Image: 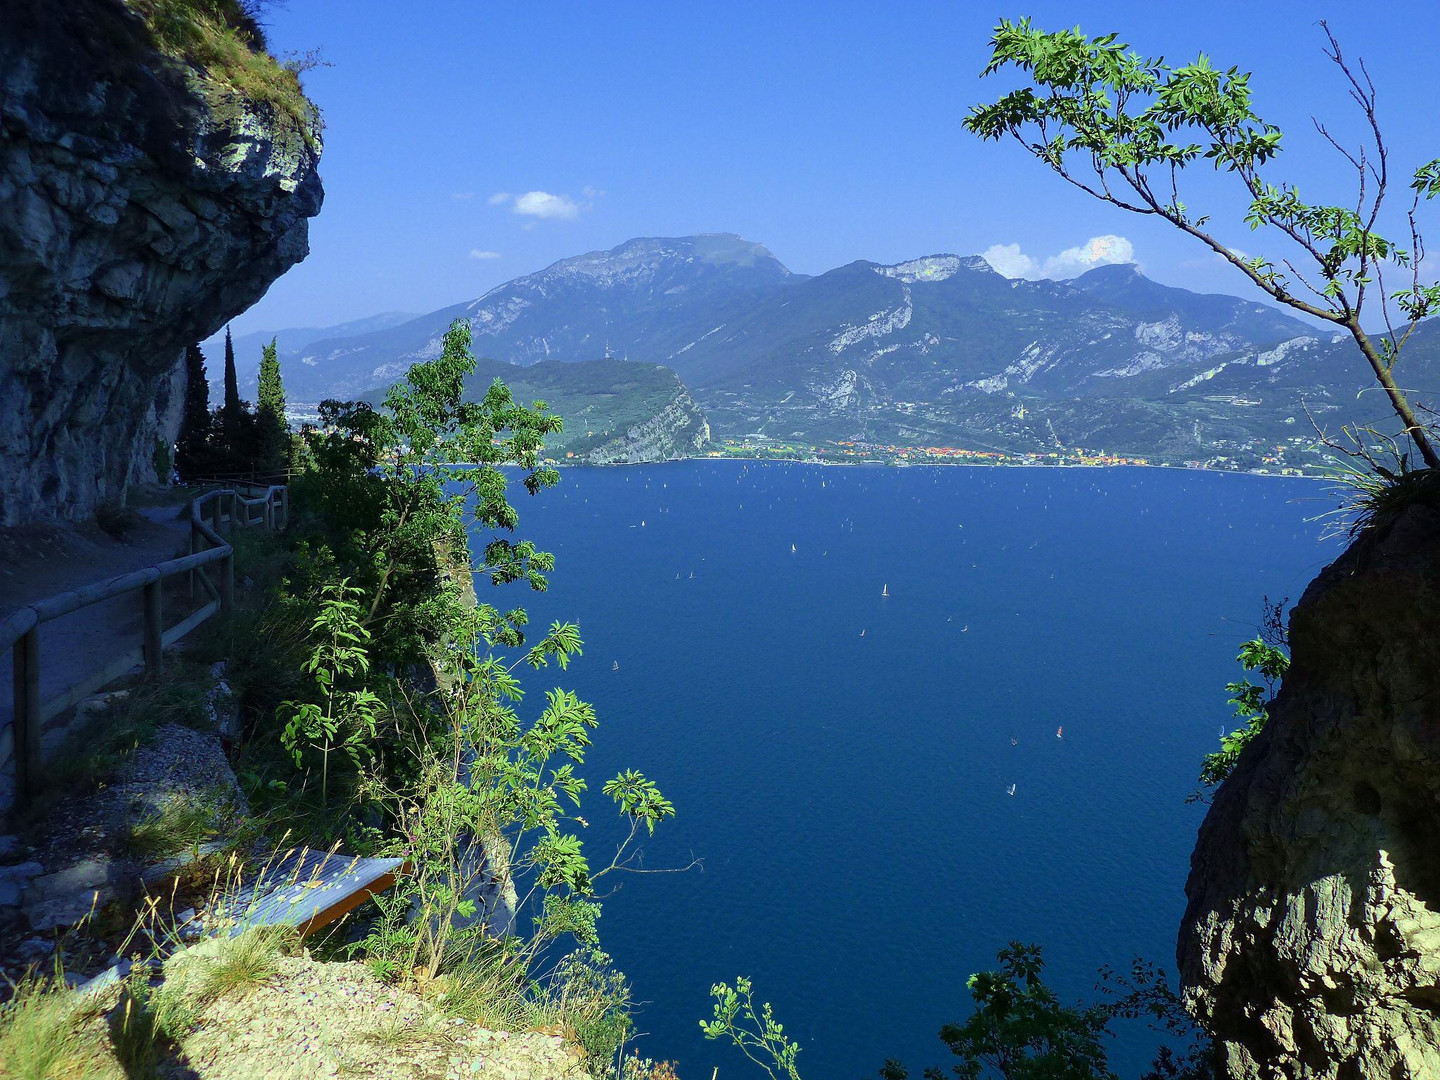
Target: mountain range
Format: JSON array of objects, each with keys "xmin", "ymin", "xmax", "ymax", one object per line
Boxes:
[{"xmin": 213, "ymin": 234, "xmax": 1440, "ymax": 469}]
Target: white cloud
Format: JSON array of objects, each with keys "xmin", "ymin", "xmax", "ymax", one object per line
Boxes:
[
  {"xmin": 487, "ymin": 192, "xmax": 511, "ymax": 206},
  {"xmin": 1043, "ymin": 235, "xmax": 1134, "ymax": 277},
  {"xmin": 451, "ymin": 191, "xmax": 475, "ymax": 201},
  {"xmin": 983, "ymin": 235, "xmax": 1136, "ymax": 280},
  {"xmin": 981, "ymin": 243, "xmax": 1038, "ymax": 279},
  {"xmin": 511, "ymin": 191, "xmax": 581, "ymax": 220},
  {"xmin": 469, "ymin": 249, "xmax": 501, "ymax": 260}
]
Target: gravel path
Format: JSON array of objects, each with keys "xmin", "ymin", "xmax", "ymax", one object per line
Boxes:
[{"xmin": 0, "ymin": 501, "xmax": 193, "ymax": 805}]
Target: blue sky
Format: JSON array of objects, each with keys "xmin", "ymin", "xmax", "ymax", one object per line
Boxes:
[{"xmin": 237, "ymin": 0, "xmax": 1440, "ymax": 333}]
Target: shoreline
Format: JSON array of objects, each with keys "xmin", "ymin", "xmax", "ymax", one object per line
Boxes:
[{"xmin": 542, "ymin": 453, "xmax": 1334, "ymax": 481}]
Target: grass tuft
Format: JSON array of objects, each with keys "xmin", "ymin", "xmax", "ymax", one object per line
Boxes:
[
  {"xmin": 157, "ymin": 925, "xmax": 295, "ymax": 1025},
  {"xmin": 1321, "ymin": 460, "xmax": 1440, "ymax": 538},
  {"xmin": 127, "ymin": 800, "xmax": 217, "ymax": 859},
  {"xmin": 0, "ymin": 976, "xmax": 117, "ymax": 1080},
  {"xmin": 126, "ymin": 0, "xmax": 319, "ymax": 137}
]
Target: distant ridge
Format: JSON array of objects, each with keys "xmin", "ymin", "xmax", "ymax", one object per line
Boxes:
[{"xmin": 231, "ymin": 234, "xmax": 1440, "ymax": 467}]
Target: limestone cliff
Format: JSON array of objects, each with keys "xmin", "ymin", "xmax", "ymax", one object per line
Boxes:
[
  {"xmin": 581, "ymin": 387, "xmax": 711, "ymax": 465},
  {"xmin": 1178, "ymin": 485, "xmax": 1440, "ymax": 1077},
  {"xmin": 0, "ymin": 0, "xmax": 322, "ymax": 525}
]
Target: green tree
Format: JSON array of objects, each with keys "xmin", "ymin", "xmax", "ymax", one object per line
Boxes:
[
  {"xmin": 215, "ymin": 324, "xmax": 256, "ymax": 473},
  {"xmin": 256, "ymin": 336, "xmax": 288, "ymax": 476},
  {"xmin": 223, "ymin": 325, "xmax": 241, "ymax": 417},
  {"xmin": 293, "ymin": 318, "xmax": 564, "ymax": 664},
  {"xmin": 284, "ymin": 319, "xmax": 676, "ymax": 1020},
  {"xmin": 278, "ymin": 578, "xmax": 384, "ymax": 806},
  {"xmin": 924, "ymin": 944, "xmax": 1113, "ymax": 1080},
  {"xmin": 176, "ymin": 342, "xmax": 212, "ymax": 480},
  {"xmin": 965, "ymin": 19, "xmax": 1440, "ymax": 468}
]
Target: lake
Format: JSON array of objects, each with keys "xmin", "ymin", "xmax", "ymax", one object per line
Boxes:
[{"xmin": 478, "ymin": 461, "xmax": 1341, "ymax": 1078}]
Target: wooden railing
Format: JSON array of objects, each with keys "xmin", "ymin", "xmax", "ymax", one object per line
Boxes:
[{"xmin": 0, "ymin": 486, "xmax": 287, "ymax": 803}]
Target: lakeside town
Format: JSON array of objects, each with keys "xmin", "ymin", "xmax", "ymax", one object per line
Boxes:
[{"xmin": 696, "ymin": 436, "xmax": 1319, "ymax": 475}]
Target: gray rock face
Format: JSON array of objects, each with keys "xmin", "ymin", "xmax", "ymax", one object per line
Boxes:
[
  {"xmin": 584, "ymin": 387, "xmax": 711, "ymax": 464},
  {"xmin": 0, "ymin": 1, "xmax": 322, "ymax": 524},
  {"xmin": 1178, "ymin": 495, "xmax": 1440, "ymax": 1077}
]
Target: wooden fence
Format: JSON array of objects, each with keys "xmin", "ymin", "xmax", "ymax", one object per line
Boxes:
[{"xmin": 0, "ymin": 486, "xmax": 288, "ymax": 803}]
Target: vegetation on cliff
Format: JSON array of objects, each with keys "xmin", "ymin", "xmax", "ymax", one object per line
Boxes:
[
  {"xmin": 126, "ymin": 0, "xmax": 319, "ymax": 132},
  {"xmin": 251, "ymin": 319, "xmax": 674, "ymax": 1069}
]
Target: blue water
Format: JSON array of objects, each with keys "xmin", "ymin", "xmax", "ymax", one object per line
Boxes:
[{"xmin": 476, "ymin": 461, "xmax": 1340, "ymax": 1078}]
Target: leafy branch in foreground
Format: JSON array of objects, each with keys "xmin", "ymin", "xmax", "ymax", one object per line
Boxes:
[
  {"xmin": 1191, "ymin": 598, "xmax": 1289, "ymax": 802},
  {"xmin": 965, "ymin": 17, "xmax": 1440, "ymax": 468},
  {"xmin": 704, "ymin": 946, "xmax": 1215, "ymax": 1080},
  {"xmin": 700, "ymin": 977, "xmax": 803, "ymax": 1080}
]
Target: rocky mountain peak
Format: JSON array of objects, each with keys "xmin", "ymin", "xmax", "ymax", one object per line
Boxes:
[
  {"xmin": 875, "ymin": 254, "xmax": 992, "ymax": 283},
  {"xmin": 534, "ymin": 234, "xmax": 792, "ymax": 287}
]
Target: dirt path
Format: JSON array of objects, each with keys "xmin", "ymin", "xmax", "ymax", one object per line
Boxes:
[{"xmin": 0, "ymin": 497, "xmax": 195, "ymax": 800}]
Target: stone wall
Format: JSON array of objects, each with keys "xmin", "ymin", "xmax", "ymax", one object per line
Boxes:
[{"xmin": 0, "ymin": 1, "xmax": 322, "ymax": 524}]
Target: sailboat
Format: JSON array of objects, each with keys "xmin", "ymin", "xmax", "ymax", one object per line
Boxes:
[
  {"xmin": 791, "ymin": 543, "xmax": 796, "ymax": 553},
  {"xmin": 1007, "ymin": 784, "xmax": 1016, "ymax": 796},
  {"xmin": 1010, "ymin": 736, "xmax": 1017, "ymax": 746},
  {"xmin": 860, "ymin": 629, "xmax": 866, "ymax": 637},
  {"xmin": 688, "ymin": 571, "xmax": 694, "ymax": 579},
  {"xmin": 1056, "ymin": 725, "xmax": 1063, "ymax": 739},
  {"xmin": 881, "ymin": 584, "xmax": 889, "ymax": 597},
  {"xmin": 612, "ymin": 661, "xmax": 619, "ymax": 672}
]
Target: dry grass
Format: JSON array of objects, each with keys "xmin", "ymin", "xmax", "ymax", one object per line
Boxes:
[
  {"xmin": 156, "ymin": 925, "xmax": 294, "ymax": 1023},
  {"xmin": 0, "ymin": 977, "xmax": 120, "ymax": 1080},
  {"xmin": 126, "ymin": 0, "xmax": 317, "ymax": 135},
  {"xmin": 424, "ymin": 950, "xmax": 538, "ymax": 1033}
]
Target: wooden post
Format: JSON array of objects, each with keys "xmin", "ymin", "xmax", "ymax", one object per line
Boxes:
[
  {"xmin": 143, "ymin": 578, "xmax": 163, "ymax": 675},
  {"xmin": 187, "ymin": 520, "xmax": 196, "ymax": 600},
  {"xmin": 264, "ymin": 492, "xmax": 274, "ymax": 531},
  {"xmin": 221, "ymin": 552, "xmax": 235, "ymax": 614},
  {"xmin": 211, "ymin": 495, "xmax": 221, "ymax": 535},
  {"xmin": 12, "ymin": 627, "xmax": 40, "ymax": 801}
]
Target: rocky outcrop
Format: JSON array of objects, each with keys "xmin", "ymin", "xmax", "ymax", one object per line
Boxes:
[
  {"xmin": 1178, "ymin": 487, "xmax": 1440, "ymax": 1077},
  {"xmin": 0, "ymin": 0, "xmax": 322, "ymax": 525},
  {"xmin": 583, "ymin": 388, "xmax": 710, "ymax": 464}
]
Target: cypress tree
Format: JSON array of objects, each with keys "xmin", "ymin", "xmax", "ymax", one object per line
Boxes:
[
  {"xmin": 176, "ymin": 342, "xmax": 212, "ymax": 479},
  {"xmin": 256, "ymin": 337, "xmax": 288, "ymax": 475},
  {"xmin": 217, "ymin": 325, "xmax": 254, "ymax": 473},
  {"xmin": 223, "ymin": 325, "xmax": 241, "ymax": 416}
]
